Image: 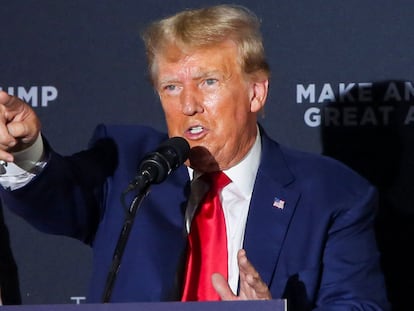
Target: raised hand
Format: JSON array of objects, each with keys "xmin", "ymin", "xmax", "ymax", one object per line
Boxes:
[
  {"xmin": 0, "ymin": 91, "xmax": 41, "ymax": 162},
  {"xmin": 212, "ymin": 248, "xmax": 272, "ymax": 300}
]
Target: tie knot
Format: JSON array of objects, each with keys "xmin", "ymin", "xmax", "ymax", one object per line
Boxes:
[{"xmin": 201, "ymin": 171, "xmax": 231, "ymax": 192}]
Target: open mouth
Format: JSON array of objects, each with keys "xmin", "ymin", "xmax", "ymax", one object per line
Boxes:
[{"xmin": 188, "ymin": 125, "xmax": 204, "ymax": 134}]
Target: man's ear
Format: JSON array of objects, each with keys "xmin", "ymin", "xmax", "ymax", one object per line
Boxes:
[{"xmin": 249, "ymin": 78, "xmax": 269, "ymax": 113}]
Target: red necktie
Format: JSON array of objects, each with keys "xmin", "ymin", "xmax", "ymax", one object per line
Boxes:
[{"xmin": 181, "ymin": 171, "xmax": 231, "ymax": 301}]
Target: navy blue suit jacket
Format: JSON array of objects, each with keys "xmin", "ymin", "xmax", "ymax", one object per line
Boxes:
[{"xmin": 1, "ymin": 124, "xmax": 389, "ymax": 310}]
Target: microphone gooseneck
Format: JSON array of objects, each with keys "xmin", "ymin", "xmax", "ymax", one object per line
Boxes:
[{"xmin": 102, "ymin": 136, "xmax": 190, "ymax": 303}]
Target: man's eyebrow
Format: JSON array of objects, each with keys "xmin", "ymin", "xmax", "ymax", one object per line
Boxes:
[
  {"xmin": 158, "ymin": 70, "xmax": 221, "ymax": 85},
  {"xmin": 192, "ymin": 70, "xmax": 221, "ymax": 79},
  {"xmin": 157, "ymin": 77, "xmax": 180, "ymax": 85}
]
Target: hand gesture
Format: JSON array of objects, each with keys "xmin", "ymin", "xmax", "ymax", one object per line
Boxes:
[
  {"xmin": 0, "ymin": 91, "xmax": 41, "ymax": 162},
  {"xmin": 212, "ymin": 249, "xmax": 272, "ymax": 300}
]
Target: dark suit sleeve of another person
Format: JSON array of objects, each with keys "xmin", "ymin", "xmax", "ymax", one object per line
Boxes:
[{"xmin": 0, "ymin": 204, "xmax": 21, "ymax": 305}]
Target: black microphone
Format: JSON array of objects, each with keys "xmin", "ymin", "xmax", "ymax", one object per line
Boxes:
[{"xmin": 125, "ymin": 136, "xmax": 190, "ymax": 192}]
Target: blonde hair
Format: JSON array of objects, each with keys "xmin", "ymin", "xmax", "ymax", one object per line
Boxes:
[{"xmin": 141, "ymin": 4, "xmax": 270, "ymax": 84}]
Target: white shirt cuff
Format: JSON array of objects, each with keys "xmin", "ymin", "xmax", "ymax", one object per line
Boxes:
[{"xmin": 0, "ymin": 134, "xmax": 46, "ymax": 190}]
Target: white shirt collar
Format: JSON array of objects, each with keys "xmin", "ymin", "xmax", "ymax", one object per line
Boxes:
[
  {"xmin": 187, "ymin": 126, "xmax": 262, "ymax": 199},
  {"xmin": 223, "ymin": 128, "xmax": 261, "ymax": 199}
]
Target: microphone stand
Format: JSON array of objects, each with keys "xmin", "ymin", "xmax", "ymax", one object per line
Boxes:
[{"xmin": 101, "ymin": 176, "xmax": 150, "ymax": 303}]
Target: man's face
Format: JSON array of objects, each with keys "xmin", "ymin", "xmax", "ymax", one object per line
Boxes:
[{"xmin": 154, "ymin": 40, "xmax": 268, "ymax": 172}]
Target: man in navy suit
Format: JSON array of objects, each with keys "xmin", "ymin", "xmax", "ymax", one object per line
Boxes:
[{"xmin": 0, "ymin": 4, "xmax": 389, "ymax": 310}]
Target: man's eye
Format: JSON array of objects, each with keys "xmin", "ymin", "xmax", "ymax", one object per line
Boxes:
[
  {"xmin": 204, "ymin": 79, "xmax": 218, "ymax": 86},
  {"xmin": 165, "ymin": 85, "xmax": 176, "ymax": 91}
]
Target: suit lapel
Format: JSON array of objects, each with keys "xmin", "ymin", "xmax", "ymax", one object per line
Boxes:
[{"xmin": 243, "ymin": 129, "xmax": 300, "ymax": 287}]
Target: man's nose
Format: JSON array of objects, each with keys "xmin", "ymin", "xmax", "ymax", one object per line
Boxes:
[{"xmin": 181, "ymin": 88, "xmax": 203, "ymax": 115}]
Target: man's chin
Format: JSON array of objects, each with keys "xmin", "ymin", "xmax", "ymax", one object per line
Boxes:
[{"xmin": 188, "ymin": 146, "xmax": 220, "ymax": 172}]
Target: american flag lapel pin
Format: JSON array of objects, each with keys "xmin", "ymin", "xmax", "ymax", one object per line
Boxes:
[{"xmin": 273, "ymin": 196, "xmax": 285, "ymax": 209}]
